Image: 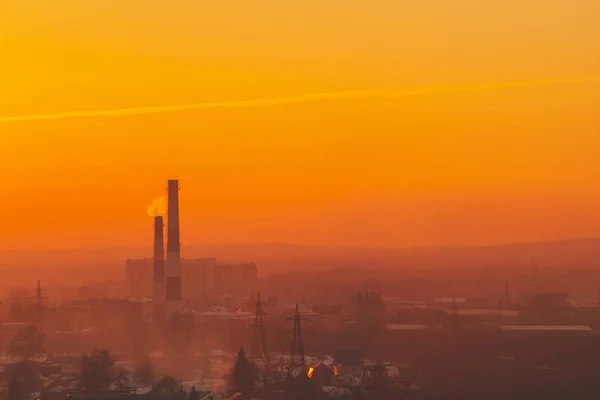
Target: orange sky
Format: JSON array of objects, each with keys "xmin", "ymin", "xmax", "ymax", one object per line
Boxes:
[{"xmin": 1, "ymin": 0, "xmax": 599, "ymax": 250}]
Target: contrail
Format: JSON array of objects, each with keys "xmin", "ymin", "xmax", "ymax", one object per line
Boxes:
[{"xmin": 0, "ymin": 78, "xmax": 597, "ymax": 124}]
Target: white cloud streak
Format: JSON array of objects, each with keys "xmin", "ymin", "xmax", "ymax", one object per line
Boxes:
[{"xmin": 0, "ymin": 78, "xmax": 597, "ymax": 124}]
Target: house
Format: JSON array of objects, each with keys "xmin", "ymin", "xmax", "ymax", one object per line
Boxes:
[
  {"xmin": 307, "ymin": 362, "xmax": 333, "ymax": 386},
  {"xmin": 333, "ymin": 350, "xmax": 364, "ymax": 378}
]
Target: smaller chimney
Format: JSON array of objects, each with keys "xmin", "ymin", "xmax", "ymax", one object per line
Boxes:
[{"xmin": 153, "ymin": 216, "xmax": 166, "ymax": 314}]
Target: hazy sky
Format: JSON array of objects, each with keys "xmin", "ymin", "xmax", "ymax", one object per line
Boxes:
[{"xmin": 1, "ymin": 0, "xmax": 599, "ymax": 250}]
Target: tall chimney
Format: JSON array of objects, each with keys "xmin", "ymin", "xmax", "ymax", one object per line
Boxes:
[
  {"xmin": 153, "ymin": 216, "xmax": 166, "ymax": 313},
  {"xmin": 166, "ymin": 179, "xmax": 182, "ymax": 313}
]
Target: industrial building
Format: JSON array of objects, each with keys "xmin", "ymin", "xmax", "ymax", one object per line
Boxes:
[
  {"xmin": 125, "ymin": 258, "xmax": 257, "ymax": 300},
  {"xmin": 125, "ymin": 179, "xmax": 258, "ymax": 308}
]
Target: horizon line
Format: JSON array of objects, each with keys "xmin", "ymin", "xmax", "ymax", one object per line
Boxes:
[
  {"xmin": 1, "ymin": 237, "xmax": 599, "ymax": 254},
  {"xmin": 1, "ymin": 77, "xmax": 598, "ymax": 124}
]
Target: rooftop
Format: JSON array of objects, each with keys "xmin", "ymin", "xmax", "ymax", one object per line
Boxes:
[
  {"xmin": 449, "ymin": 309, "xmax": 519, "ymax": 317},
  {"xmin": 387, "ymin": 324, "xmax": 429, "ymax": 331},
  {"xmin": 432, "ymin": 297, "xmax": 467, "ymax": 304},
  {"xmin": 500, "ymin": 325, "xmax": 593, "ymax": 332},
  {"xmin": 334, "ymin": 350, "xmax": 364, "ymax": 365}
]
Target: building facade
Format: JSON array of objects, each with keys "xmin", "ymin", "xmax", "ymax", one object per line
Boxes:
[{"xmin": 125, "ymin": 258, "xmax": 258, "ymax": 300}]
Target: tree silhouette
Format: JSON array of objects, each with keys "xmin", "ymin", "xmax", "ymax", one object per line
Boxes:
[
  {"xmin": 134, "ymin": 361, "xmax": 155, "ymax": 387},
  {"xmin": 366, "ymin": 363, "xmax": 395, "ymax": 399},
  {"xmin": 79, "ymin": 350, "xmax": 115, "ymax": 392},
  {"xmin": 154, "ymin": 376, "xmax": 179, "ymax": 396},
  {"xmin": 189, "ymin": 386, "xmax": 198, "ymax": 400},
  {"xmin": 175, "ymin": 385, "xmax": 186, "ymax": 400},
  {"xmin": 7, "ymin": 374, "xmax": 21, "ymax": 400},
  {"xmin": 10, "ymin": 325, "xmax": 45, "ymax": 361},
  {"xmin": 9, "ymin": 361, "xmax": 41, "ymax": 399},
  {"xmin": 114, "ymin": 366, "xmax": 129, "ymax": 390},
  {"xmin": 152, "ymin": 384, "xmax": 185, "ymax": 400},
  {"xmin": 287, "ymin": 374, "xmax": 326, "ymax": 400},
  {"xmin": 230, "ymin": 347, "xmax": 258, "ymax": 397}
]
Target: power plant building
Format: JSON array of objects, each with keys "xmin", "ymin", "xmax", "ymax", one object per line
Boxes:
[
  {"xmin": 125, "ymin": 259, "xmax": 154, "ymax": 298},
  {"xmin": 125, "ymin": 258, "xmax": 258, "ymax": 299},
  {"xmin": 213, "ymin": 262, "xmax": 258, "ymax": 296},
  {"xmin": 125, "ymin": 179, "xmax": 258, "ymax": 306},
  {"xmin": 181, "ymin": 257, "xmax": 217, "ymax": 300}
]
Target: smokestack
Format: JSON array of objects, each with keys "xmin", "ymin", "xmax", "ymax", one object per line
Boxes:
[
  {"xmin": 166, "ymin": 179, "xmax": 182, "ymax": 313},
  {"xmin": 153, "ymin": 216, "xmax": 166, "ymax": 311}
]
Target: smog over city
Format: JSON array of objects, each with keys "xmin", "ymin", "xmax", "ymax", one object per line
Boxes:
[{"xmin": 1, "ymin": 1, "xmax": 600, "ymax": 400}]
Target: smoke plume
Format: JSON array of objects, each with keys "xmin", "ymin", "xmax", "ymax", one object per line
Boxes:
[{"xmin": 147, "ymin": 196, "xmax": 167, "ymax": 217}]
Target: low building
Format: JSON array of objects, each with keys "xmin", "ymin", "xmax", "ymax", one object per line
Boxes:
[
  {"xmin": 307, "ymin": 362, "xmax": 334, "ymax": 386},
  {"xmin": 499, "ymin": 325, "xmax": 594, "ymax": 337},
  {"xmin": 333, "ymin": 350, "xmax": 364, "ymax": 378},
  {"xmin": 499, "ymin": 325, "xmax": 597, "ymax": 363}
]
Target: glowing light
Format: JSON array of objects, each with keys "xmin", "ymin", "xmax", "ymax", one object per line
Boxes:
[{"xmin": 307, "ymin": 367, "xmax": 314, "ymax": 378}]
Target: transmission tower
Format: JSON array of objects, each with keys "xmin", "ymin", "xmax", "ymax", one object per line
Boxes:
[
  {"xmin": 250, "ymin": 293, "xmax": 269, "ymax": 370},
  {"xmin": 34, "ymin": 280, "xmax": 46, "ymax": 324},
  {"xmin": 286, "ymin": 304, "xmax": 307, "ymax": 381},
  {"xmin": 35, "ymin": 281, "xmax": 43, "ymax": 304},
  {"xmin": 451, "ymin": 295, "xmax": 459, "ymax": 335}
]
